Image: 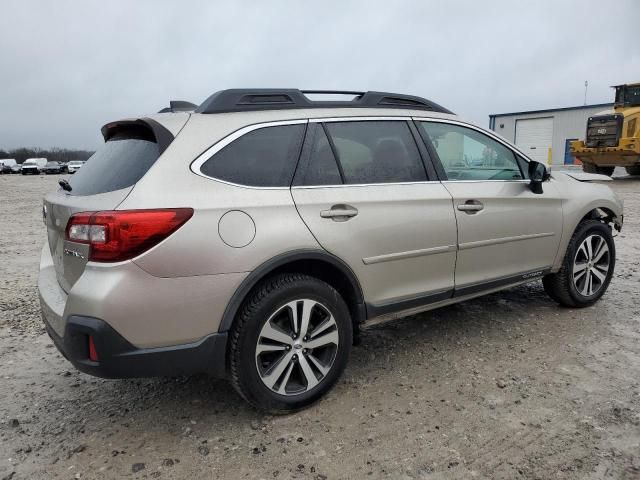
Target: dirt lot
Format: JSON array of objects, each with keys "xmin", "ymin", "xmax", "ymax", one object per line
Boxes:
[{"xmin": 0, "ymin": 173, "xmax": 639, "ymax": 480}]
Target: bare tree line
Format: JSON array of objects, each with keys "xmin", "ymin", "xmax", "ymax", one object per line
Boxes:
[{"xmin": 0, "ymin": 147, "xmax": 94, "ymax": 164}]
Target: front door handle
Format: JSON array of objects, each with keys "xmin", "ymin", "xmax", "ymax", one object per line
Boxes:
[
  {"xmin": 457, "ymin": 200, "xmax": 484, "ymax": 214},
  {"xmin": 320, "ymin": 204, "xmax": 358, "ymax": 221}
]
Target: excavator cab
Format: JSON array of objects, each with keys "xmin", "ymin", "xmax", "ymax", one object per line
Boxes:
[{"xmin": 571, "ymin": 82, "xmax": 640, "ymax": 176}]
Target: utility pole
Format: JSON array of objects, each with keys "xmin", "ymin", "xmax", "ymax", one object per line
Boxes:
[{"xmin": 584, "ymin": 80, "xmax": 588, "ymax": 106}]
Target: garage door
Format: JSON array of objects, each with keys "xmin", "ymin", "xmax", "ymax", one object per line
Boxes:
[{"xmin": 515, "ymin": 117, "xmax": 553, "ymax": 165}]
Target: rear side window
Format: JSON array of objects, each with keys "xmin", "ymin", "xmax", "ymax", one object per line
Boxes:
[
  {"xmin": 199, "ymin": 124, "xmax": 305, "ymax": 187},
  {"xmin": 324, "ymin": 121, "xmax": 426, "ymax": 184},
  {"xmin": 69, "ymin": 128, "xmax": 160, "ymax": 196},
  {"xmin": 300, "ymin": 125, "xmax": 343, "ymax": 185}
]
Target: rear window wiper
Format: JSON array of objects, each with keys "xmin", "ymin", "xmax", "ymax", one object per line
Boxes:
[{"xmin": 59, "ymin": 179, "xmax": 72, "ymax": 192}]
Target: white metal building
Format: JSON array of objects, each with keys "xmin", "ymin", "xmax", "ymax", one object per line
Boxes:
[{"xmin": 489, "ymin": 103, "xmax": 613, "ymax": 166}]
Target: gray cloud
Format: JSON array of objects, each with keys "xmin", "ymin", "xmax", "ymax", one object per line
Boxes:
[{"xmin": 0, "ymin": 0, "xmax": 638, "ymax": 150}]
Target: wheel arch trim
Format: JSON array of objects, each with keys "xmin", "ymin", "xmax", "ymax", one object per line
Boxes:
[
  {"xmin": 218, "ymin": 249, "xmax": 365, "ymax": 332},
  {"xmin": 552, "ymin": 202, "xmax": 622, "ymax": 271}
]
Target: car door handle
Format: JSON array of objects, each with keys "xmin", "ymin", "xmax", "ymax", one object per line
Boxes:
[
  {"xmin": 320, "ymin": 205, "xmax": 358, "ymax": 221},
  {"xmin": 457, "ymin": 200, "xmax": 484, "ymax": 213}
]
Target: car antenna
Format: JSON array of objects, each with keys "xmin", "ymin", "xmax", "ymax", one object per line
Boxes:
[{"xmin": 58, "ymin": 179, "xmax": 72, "ymax": 192}]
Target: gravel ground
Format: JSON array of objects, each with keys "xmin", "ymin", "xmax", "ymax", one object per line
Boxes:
[{"xmin": 0, "ymin": 172, "xmax": 639, "ymax": 480}]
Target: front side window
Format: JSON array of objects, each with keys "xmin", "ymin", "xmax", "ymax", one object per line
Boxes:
[
  {"xmin": 323, "ymin": 121, "xmax": 427, "ymax": 184},
  {"xmin": 418, "ymin": 122, "xmax": 524, "ymax": 181},
  {"xmin": 199, "ymin": 124, "xmax": 305, "ymax": 187}
]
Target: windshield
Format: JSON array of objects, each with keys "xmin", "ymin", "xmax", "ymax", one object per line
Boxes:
[
  {"xmin": 46, "ymin": 162, "xmax": 58, "ymax": 167},
  {"xmin": 615, "ymin": 85, "xmax": 640, "ymax": 107}
]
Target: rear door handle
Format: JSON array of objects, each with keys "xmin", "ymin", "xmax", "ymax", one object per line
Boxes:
[
  {"xmin": 457, "ymin": 200, "xmax": 484, "ymax": 214},
  {"xmin": 320, "ymin": 204, "xmax": 358, "ymax": 221}
]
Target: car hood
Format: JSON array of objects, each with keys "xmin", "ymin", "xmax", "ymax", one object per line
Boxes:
[{"xmin": 554, "ymin": 171, "xmax": 612, "ymax": 182}]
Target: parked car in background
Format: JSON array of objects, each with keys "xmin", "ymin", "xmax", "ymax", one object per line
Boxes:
[
  {"xmin": 0, "ymin": 159, "xmax": 17, "ymax": 174},
  {"xmin": 21, "ymin": 158, "xmax": 47, "ymax": 175},
  {"xmin": 43, "ymin": 161, "xmax": 64, "ymax": 174},
  {"xmin": 10, "ymin": 164, "xmax": 21, "ymax": 174},
  {"xmin": 66, "ymin": 160, "xmax": 85, "ymax": 174},
  {"xmin": 39, "ymin": 89, "xmax": 623, "ymax": 413}
]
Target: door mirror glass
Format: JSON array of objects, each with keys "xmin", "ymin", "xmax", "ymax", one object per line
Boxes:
[{"xmin": 528, "ymin": 161, "xmax": 549, "ymax": 194}]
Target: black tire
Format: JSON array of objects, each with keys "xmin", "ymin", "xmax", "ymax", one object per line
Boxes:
[
  {"xmin": 625, "ymin": 165, "xmax": 640, "ymax": 176},
  {"xmin": 229, "ymin": 273, "xmax": 352, "ymax": 413},
  {"xmin": 542, "ymin": 220, "xmax": 615, "ymax": 307},
  {"xmin": 582, "ymin": 163, "xmax": 614, "ymax": 176}
]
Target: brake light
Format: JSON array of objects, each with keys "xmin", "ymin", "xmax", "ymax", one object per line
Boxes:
[{"xmin": 65, "ymin": 209, "xmax": 193, "ymax": 262}]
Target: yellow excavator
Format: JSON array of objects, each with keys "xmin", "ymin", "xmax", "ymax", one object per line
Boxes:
[{"xmin": 571, "ymin": 82, "xmax": 640, "ymax": 176}]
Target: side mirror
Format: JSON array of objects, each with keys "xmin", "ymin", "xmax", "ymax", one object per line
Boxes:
[{"xmin": 528, "ymin": 161, "xmax": 549, "ymax": 194}]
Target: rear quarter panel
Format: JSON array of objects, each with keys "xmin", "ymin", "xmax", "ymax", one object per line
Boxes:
[{"xmin": 117, "ymin": 114, "xmax": 321, "ymax": 278}]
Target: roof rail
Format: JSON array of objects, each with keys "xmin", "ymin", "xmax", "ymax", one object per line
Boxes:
[
  {"xmin": 158, "ymin": 100, "xmax": 198, "ymax": 113},
  {"xmin": 195, "ymin": 89, "xmax": 453, "ymax": 114}
]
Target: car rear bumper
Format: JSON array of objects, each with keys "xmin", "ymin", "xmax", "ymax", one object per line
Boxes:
[
  {"xmin": 38, "ymin": 244, "xmax": 241, "ymax": 379},
  {"xmin": 44, "ymin": 314, "xmax": 228, "ymax": 378}
]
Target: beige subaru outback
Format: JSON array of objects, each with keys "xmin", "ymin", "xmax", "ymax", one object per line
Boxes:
[{"xmin": 39, "ymin": 89, "xmax": 623, "ymax": 412}]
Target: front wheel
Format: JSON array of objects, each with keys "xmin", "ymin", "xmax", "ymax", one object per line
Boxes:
[
  {"xmin": 229, "ymin": 274, "xmax": 352, "ymax": 413},
  {"xmin": 543, "ymin": 220, "xmax": 615, "ymax": 307}
]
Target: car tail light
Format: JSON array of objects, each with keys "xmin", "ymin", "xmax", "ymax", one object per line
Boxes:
[{"xmin": 65, "ymin": 208, "xmax": 194, "ymax": 262}]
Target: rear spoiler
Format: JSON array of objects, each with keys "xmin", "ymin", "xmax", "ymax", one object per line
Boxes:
[{"xmin": 100, "ymin": 118, "xmax": 175, "ymax": 155}]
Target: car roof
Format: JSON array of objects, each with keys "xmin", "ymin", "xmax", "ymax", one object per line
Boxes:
[{"xmin": 148, "ymin": 106, "xmax": 459, "ymax": 130}]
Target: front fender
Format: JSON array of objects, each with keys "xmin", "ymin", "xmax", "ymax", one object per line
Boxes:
[{"xmin": 551, "ymin": 176, "xmax": 623, "ymax": 271}]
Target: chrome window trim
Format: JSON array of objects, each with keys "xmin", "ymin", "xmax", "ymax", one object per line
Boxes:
[
  {"xmin": 411, "ymin": 116, "xmax": 536, "ymax": 173},
  {"xmin": 190, "ymin": 115, "xmax": 533, "ymax": 190},
  {"xmin": 190, "ymin": 119, "xmax": 308, "ymax": 190},
  {"xmin": 309, "ymin": 116, "xmax": 412, "ymax": 123},
  {"xmin": 441, "ymin": 179, "xmax": 530, "ymax": 184},
  {"xmin": 291, "ymin": 180, "xmax": 441, "ymax": 190}
]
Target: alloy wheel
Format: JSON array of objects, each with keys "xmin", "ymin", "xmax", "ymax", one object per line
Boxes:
[
  {"xmin": 255, "ymin": 299, "xmax": 339, "ymax": 396},
  {"xmin": 572, "ymin": 234, "xmax": 611, "ymax": 297}
]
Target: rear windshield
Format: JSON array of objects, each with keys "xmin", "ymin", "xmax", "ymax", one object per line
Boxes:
[{"xmin": 68, "ymin": 130, "xmax": 160, "ymax": 196}]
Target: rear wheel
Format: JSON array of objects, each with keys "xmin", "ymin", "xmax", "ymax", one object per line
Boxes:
[
  {"xmin": 229, "ymin": 274, "xmax": 352, "ymax": 413},
  {"xmin": 543, "ymin": 220, "xmax": 615, "ymax": 307},
  {"xmin": 625, "ymin": 165, "xmax": 640, "ymax": 176},
  {"xmin": 583, "ymin": 163, "xmax": 615, "ymax": 176}
]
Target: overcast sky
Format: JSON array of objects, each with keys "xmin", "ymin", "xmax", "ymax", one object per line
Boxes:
[{"xmin": 1, "ymin": 0, "xmax": 638, "ymax": 150}]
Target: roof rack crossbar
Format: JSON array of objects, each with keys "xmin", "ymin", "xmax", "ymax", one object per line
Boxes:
[{"xmin": 195, "ymin": 89, "xmax": 453, "ymax": 114}]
